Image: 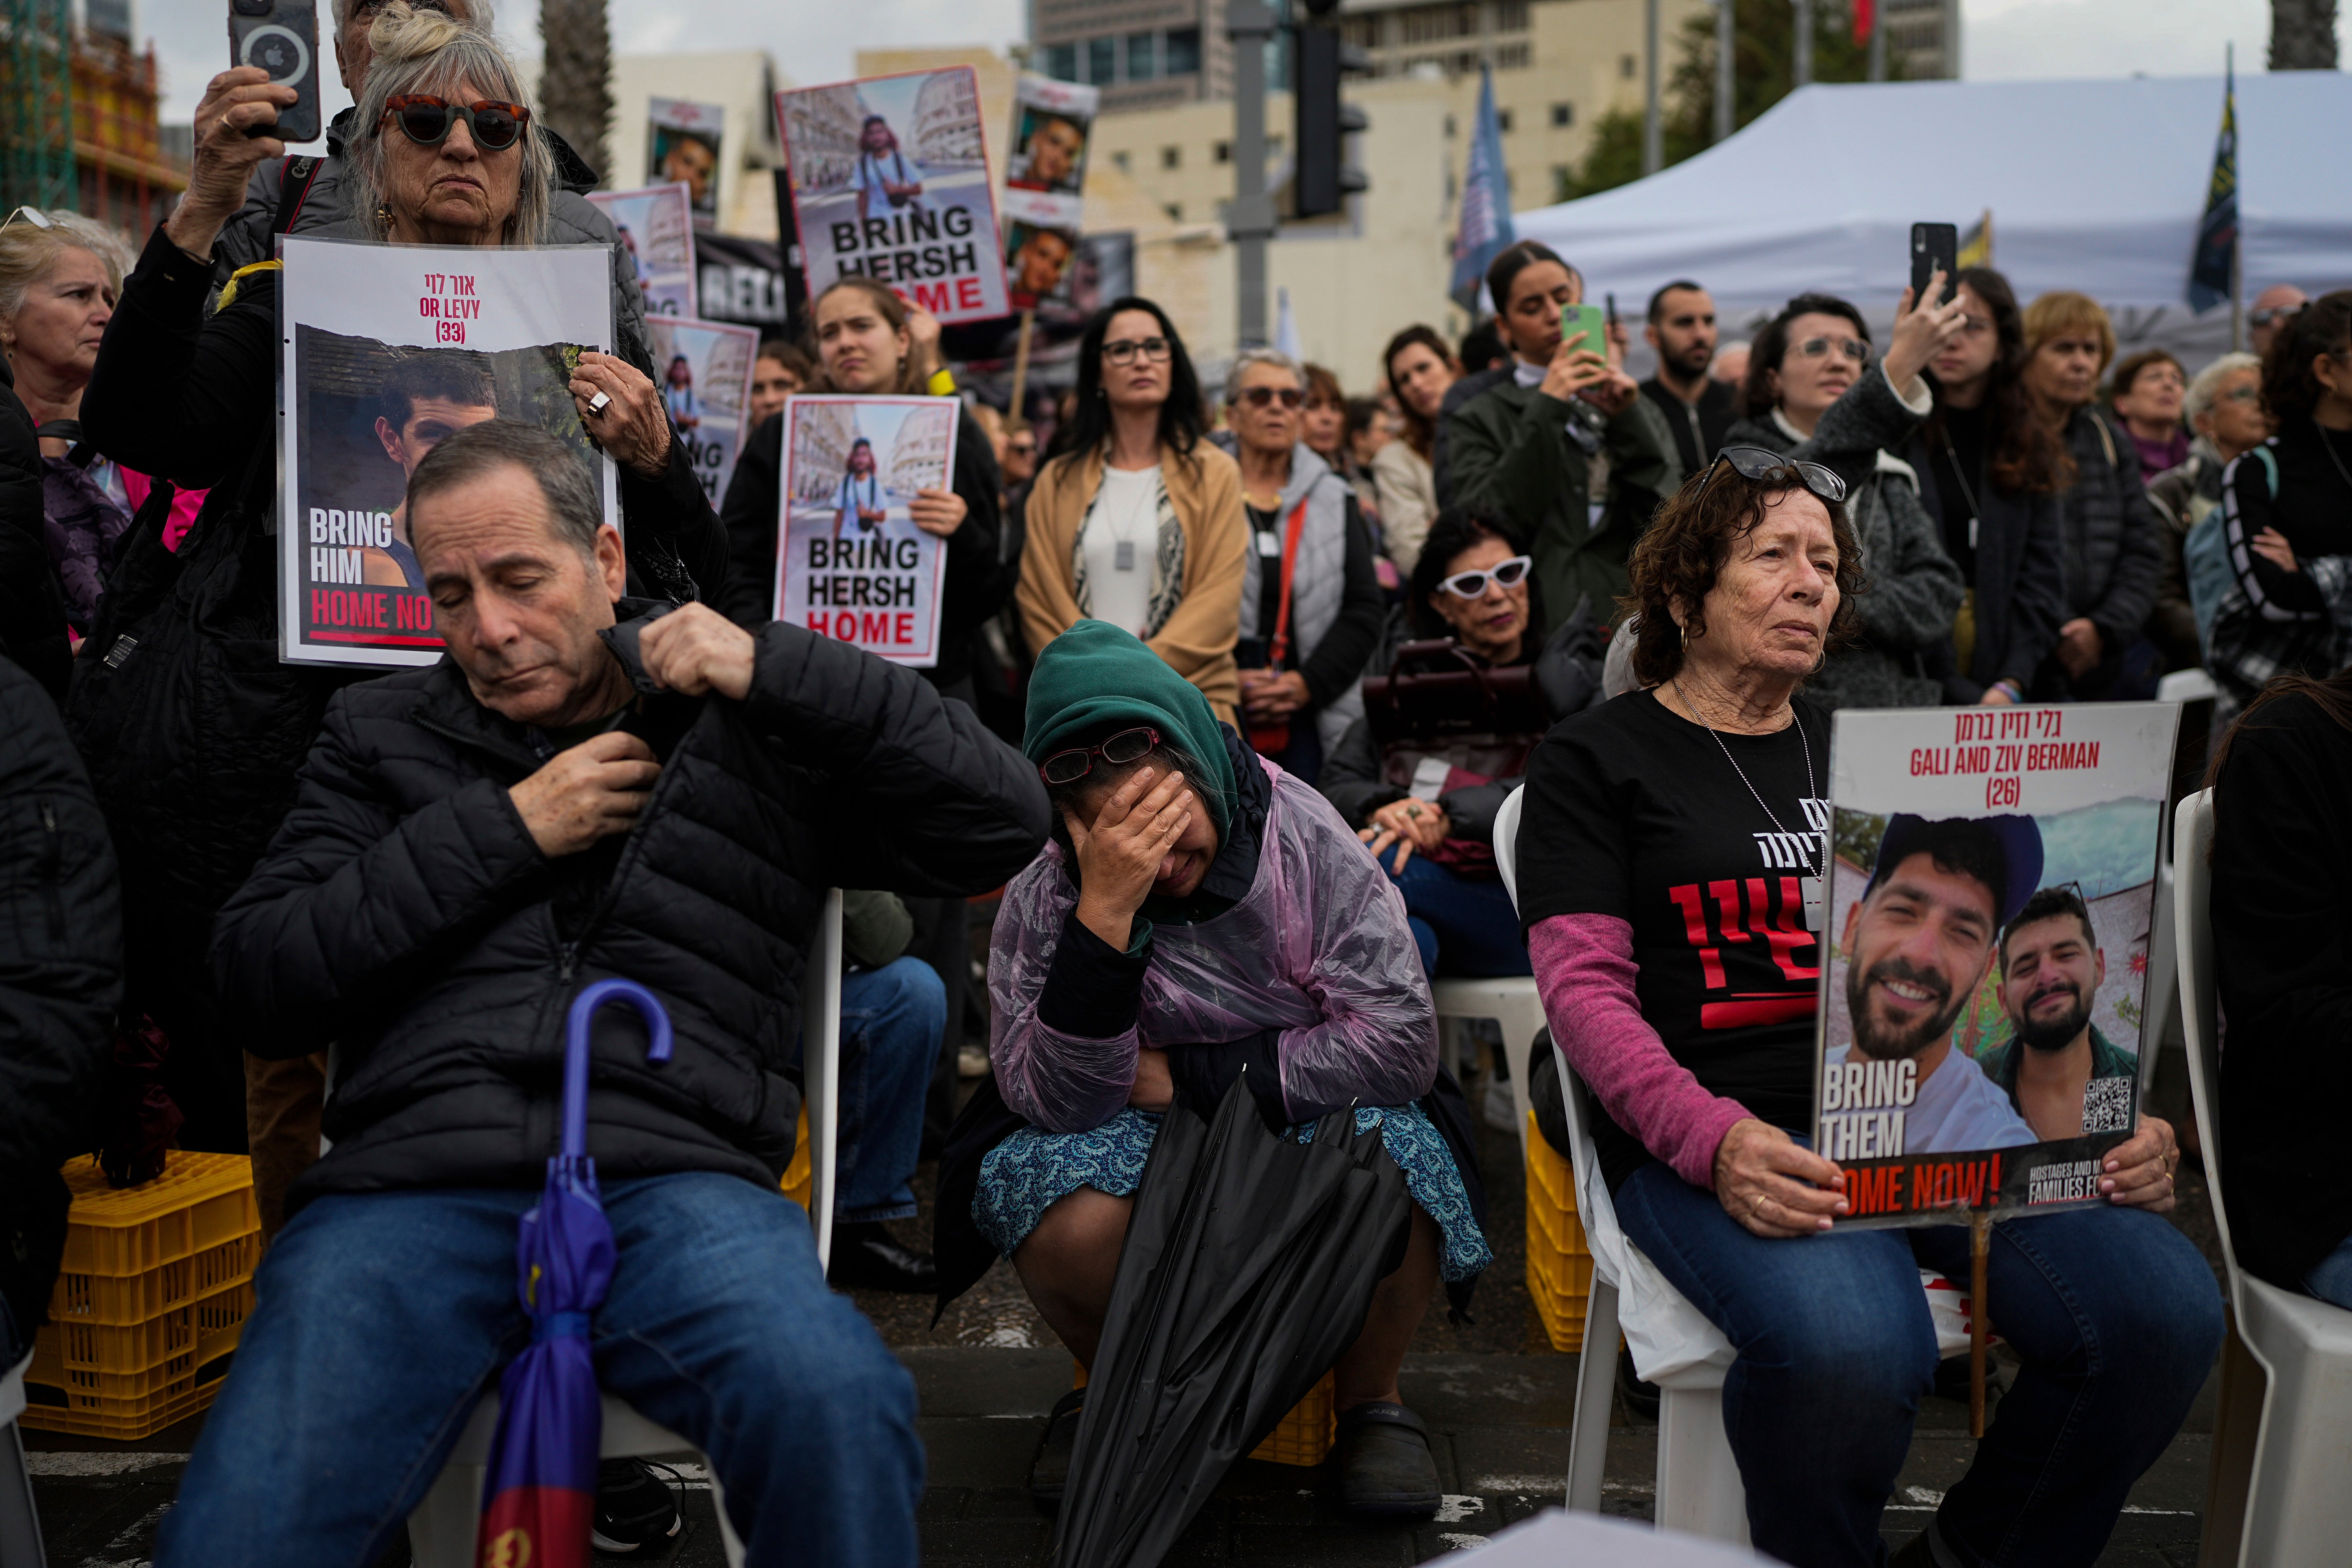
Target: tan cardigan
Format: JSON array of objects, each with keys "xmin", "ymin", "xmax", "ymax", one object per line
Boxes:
[{"xmin": 1017, "ymin": 440, "xmax": 1247, "ymax": 724}]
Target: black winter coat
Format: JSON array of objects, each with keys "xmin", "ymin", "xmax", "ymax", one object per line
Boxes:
[
  {"xmin": 1902, "ymin": 427, "xmax": 2068, "ymax": 703},
  {"xmin": 717, "ymin": 404, "xmax": 1012, "ymax": 691},
  {"xmin": 0, "ymin": 654, "xmax": 122, "ymax": 1353},
  {"xmin": 0, "ymin": 359, "xmax": 69, "ymax": 701},
  {"xmin": 212, "ymin": 609, "xmax": 1050, "ymax": 1208},
  {"xmin": 2035, "ymin": 405, "xmax": 2165, "ymax": 698}
]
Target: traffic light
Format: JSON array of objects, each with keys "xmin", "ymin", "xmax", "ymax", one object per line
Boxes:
[{"xmin": 1293, "ymin": 5, "xmax": 1368, "ymax": 218}]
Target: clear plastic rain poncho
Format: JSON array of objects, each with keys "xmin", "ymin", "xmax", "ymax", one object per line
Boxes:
[{"xmin": 989, "ymin": 758, "xmax": 1438, "ymax": 1134}]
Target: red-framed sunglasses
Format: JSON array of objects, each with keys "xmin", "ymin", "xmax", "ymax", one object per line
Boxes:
[
  {"xmin": 1039, "ymin": 726, "xmax": 1160, "ymax": 787},
  {"xmin": 382, "ymin": 95, "xmax": 531, "ymax": 152}
]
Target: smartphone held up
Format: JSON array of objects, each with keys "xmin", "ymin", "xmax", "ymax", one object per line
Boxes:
[
  {"xmin": 229, "ymin": 0, "xmax": 321, "ymax": 146},
  {"xmin": 1911, "ymin": 222, "xmax": 1959, "ymax": 307}
]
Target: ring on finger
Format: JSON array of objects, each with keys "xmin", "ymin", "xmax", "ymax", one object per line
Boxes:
[{"xmin": 586, "ymin": 390, "xmax": 612, "ymax": 415}]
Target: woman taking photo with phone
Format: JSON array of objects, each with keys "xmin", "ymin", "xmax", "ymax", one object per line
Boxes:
[
  {"xmin": 1371, "ymin": 325, "xmax": 1461, "ymax": 573},
  {"xmin": 1016, "ymin": 296, "xmax": 1246, "ymax": 720},
  {"xmin": 1444, "ymin": 240, "xmax": 1679, "ymax": 629}
]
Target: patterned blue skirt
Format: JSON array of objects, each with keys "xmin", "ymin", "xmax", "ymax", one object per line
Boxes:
[{"xmin": 974, "ymin": 1103, "xmax": 1492, "ymax": 1282}]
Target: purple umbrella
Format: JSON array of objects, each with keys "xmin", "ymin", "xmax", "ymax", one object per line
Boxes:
[{"xmin": 475, "ymin": 979, "xmax": 673, "ymax": 1568}]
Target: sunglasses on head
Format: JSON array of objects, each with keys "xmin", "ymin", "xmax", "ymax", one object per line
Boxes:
[
  {"xmin": 1239, "ymin": 385, "xmax": 1304, "ymax": 409},
  {"xmin": 1039, "ymin": 726, "xmax": 1160, "ymax": 787},
  {"xmin": 1438, "ymin": 554, "xmax": 1532, "ymax": 599},
  {"xmin": 382, "ymin": 94, "xmax": 531, "ymax": 152},
  {"xmin": 1696, "ymin": 444, "xmax": 1849, "ymax": 506}
]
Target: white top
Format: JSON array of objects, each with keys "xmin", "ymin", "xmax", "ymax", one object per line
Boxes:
[{"xmin": 1078, "ymin": 464, "xmax": 1162, "ymax": 636}]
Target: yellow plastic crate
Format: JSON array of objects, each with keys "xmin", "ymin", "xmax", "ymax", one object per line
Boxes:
[
  {"xmin": 18, "ymin": 1360, "xmax": 230, "ymax": 1439},
  {"xmin": 780, "ymin": 1104, "xmax": 812, "ymax": 1211},
  {"xmin": 32, "ymin": 1282, "xmax": 251, "ymax": 1384},
  {"xmin": 51, "ymin": 1231, "xmax": 257, "ymax": 1326},
  {"xmin": 1524, "ymin": 1112, "xmax": 1595, "ymax": 1354},
  {"xmin": 54, "ymin": 1153, "xmax": 258, "ymax": 1276},
  {"xmin": 1072, "ymin": 1363, "xmax": 1337, "ymax": 1467}
]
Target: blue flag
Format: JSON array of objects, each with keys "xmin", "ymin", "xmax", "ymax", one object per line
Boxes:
[
  {"xmin": 2187, "ymin": 53, "xmax": 2236, "ymax": 313},
  {"xmin": 1450, "ymin": 67, "xmax": 1515, "ymax": 314}
]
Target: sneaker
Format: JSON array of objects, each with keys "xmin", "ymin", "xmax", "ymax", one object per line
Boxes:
[
  {"xmin": 1030, "ymin": 1387, "xmax": 1086, "ymax": 1509},
  {"xmin": 591, "ymin": 1456, "xmax": 683, "ymax": 1558},
  {"xmin": 1334, "ymin": 1401, "xmax": 1441, "ymax": 1516},
  {"xmin": 826, "ymin": 1221, "xmax": 939, "ymax": 1294}
]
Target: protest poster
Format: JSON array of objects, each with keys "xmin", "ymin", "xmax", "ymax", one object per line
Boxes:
[
  {"xmin": 999, "ymin": 74, "xmax": 1097, "ymax": 309},
  {"xmin": 276, "ymin": 235, "xmax": 617, "ymax": 667},
  {"xmin": 776, "ymin": 67, "xmax": 1010, "ymax": 325},
  {"xmin": 1814, "ymin": 703, "xmax": 2179, "ymax": 1226},
  {"xmin": 772, "ymin": 395, "xmax": 957, "ymax": 666},
  {"xmin": 586, "ymin": 182, "xmax": 696, "ymax": 317},
  {"xmin": 648, "ymin": 97, "xmax": 725, "ymax": 224},
  {"xmin": 647, "ymin": 315, "xmax": 756, "ymax": 506}
]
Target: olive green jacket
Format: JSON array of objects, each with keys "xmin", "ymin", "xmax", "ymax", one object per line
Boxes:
[{"xmin": 1444, "ymin": 379, "xmax": 1681, "ymax": 628}]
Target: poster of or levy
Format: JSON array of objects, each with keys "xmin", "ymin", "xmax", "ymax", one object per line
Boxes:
[
  {"xmin": 772, "ymin": 395, "xmax": 957, "ymax": 666},
  {"xmin": 647, "ymin": 97, "xmax": 725, "ymax": 224},
  {"xmin": 776, "ymin": 67, "xmax": 1010, "ymax": 325},
  {"xmin": 1815, "ymin": 703, "xmax": 2179, "ymax": 1226},
  {"xmin": 587, "ymin": 182, "xmax": 697, "ymax": 317},
  {"xmin": 276, "ymin": 235, "xmax": 618, "ymax": 667},
  {"xmin": 647, "ymin": 315, "xmax": 756, "ymax": 505},
  {"xmin": 999, "ymin": 74, "xmax": 1096, "ymax": 309}
]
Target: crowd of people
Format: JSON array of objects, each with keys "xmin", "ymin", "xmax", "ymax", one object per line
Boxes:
[{"xmin": 3, "ymin": 6, "xmax": 2348, "ymax": 1567}]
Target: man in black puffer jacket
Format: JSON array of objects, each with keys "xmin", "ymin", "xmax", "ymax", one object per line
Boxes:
[
  {"xmin": 165, "ymin": 421, "xmax": 1049, "ymax": 1568},
  {"xmin": 0, "ymin": 653, "xmax": 121, "ymax": 1369}
]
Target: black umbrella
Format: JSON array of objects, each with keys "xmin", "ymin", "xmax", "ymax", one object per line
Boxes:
[{"xmin": 1052, "ymin": 1075, "xmax": 1414, "ymax": 1568}]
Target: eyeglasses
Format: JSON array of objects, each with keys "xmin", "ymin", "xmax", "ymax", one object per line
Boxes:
[
  {"xmin": 1007, "ymin": 437, "xmax": 1038, "ymax": 454},
  {"xmin": 353, "ymin": 0, "xmax": 451, "ymax": 18},
  {"xmin": 382, "ymin": 95, "xmax": 531, "ymax": 152},
  {"xmin": 1696, "ymin": 445, "xmax": 1849, "ymax": 505},
  {"xmin": 1039, "ymin": 726, "xmax": 1160, "ymax": 786},
  {"xmin": 1437, "ymin": 554, "xmax": 1532, "ymax": 599},
  {"xmin": 2250, "ymin": 304, "xmax": 2304, "ymax": 329},
  {"xmin": 1238, "ymin": 385, "xmax": 1304, "ymax": 409},
  {"xmin": 1104, "ymin": 336, "xmax": 1171, "ymax": 366},
  {"xmin": 1953, "ymin": 314, "xmax": 1993, "ymax": 336},
  {"xmin": 0, "ymin": 206, "xmax": 53, "ymax": 233},
  {"xmin": 1793, "ymin": 335, "xmax": 1870, "ymax": 364},
  {"xmin": 2216, "ymin": 385, "xmax": 2262, "ymax": 405}
]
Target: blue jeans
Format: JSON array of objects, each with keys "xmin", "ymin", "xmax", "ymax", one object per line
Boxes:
[
  {"xmin": 2303, "ymin": 1230, "xmax": 2352, "ymax": 1310},
  {"xmin": 155, "ymin": 1172, "xmax": 922, "ymax": 1568},
  {"xmin": 1385, "ymin": 854, "xmax": 1532, "ymax": 979},
  {"xmin": 1615, "ymin": 1162, "xmax": 2222, "ymax": 1568},
  {"xmin": 826, "ymin": 957, "xmax": 942, "ymax": 1224}
]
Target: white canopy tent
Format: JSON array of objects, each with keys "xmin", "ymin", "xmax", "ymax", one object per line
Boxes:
[{"xmin": 1511, "ymin": 72, "xmax": 2352, "ymax": 371}]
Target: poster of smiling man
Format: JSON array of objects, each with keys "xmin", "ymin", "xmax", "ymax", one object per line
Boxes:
[
  {"xmin": 776, "ymin": 67, "xmax": 1010, "ymax": 325},
  {"xmin": 648, "ymin": 97, "xmax": 725, "ymax": 224},
  {"xmin": 999, "ymin": 74, "xmax": 1096, "ymax": 309},
  {"xmin": 1814, "ymin": 703, "xmax": 2178, "ymax": 1225},
  {"xmin": 772, "ymin": 394, "xmax": 957, "ymax": 666},
  {"xmin": 277, "ymin": 235, "xmax": 617, "ymax": 666}
]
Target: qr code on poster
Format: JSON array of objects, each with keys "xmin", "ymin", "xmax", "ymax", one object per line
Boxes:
[{"xmin": 2081, "ymin": 1075, "xmax": 2133, "ymax": 1133}]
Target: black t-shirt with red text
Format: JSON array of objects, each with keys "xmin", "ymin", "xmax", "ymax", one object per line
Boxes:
[{"xmin": 1519, "ymin": 690, "xmax": 1831, "ymax": 1189}]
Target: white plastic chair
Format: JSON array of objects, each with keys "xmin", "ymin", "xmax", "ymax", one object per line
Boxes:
[
  {"xmin": 1493, "ymin": 790, "xmax": 1970, "ymax": 1544},
  {"xmin": 2, "ymin": 1351, "xmax": 45, "ymax": 1565},
  {"xmin": 1424, "ymin": 791, "xmax": 1550, "ymax": 1164},
  {"xmin": 2156, "ymin": 667, "xmax": 2220, "ymax": 705},
  {"xmin": 2172, "ymin": 791, "xmax": 2352, "ymax": 1568},
  {"xmin": 406, "ymin": 888, "xmax": 845, "ymax": 1568}
]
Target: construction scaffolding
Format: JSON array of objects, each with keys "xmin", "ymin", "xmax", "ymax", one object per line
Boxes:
[{"xmin": 0, "ymin": 0, "xmax": 75, "ymax": 215}]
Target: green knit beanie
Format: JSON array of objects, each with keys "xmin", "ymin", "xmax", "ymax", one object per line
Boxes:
[{"xmin": 1021, "ymin": 619, "xmax": 1238, "ymax": 838}]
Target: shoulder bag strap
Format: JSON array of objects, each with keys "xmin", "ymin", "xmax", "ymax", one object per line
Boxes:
[
  {"xmin": 1267, "ymin": 495, "xmax": 1310, "ymax": 670},
  {"xmin": 274, "ymin": 155, "xmax": 324, "ymax": 235}
]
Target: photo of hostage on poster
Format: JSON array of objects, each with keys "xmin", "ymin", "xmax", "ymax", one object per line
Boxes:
[
  {"xmin": 772, "ymin": 394, "xmax": 957, "ymax": 665},
  {"xmin": 648, "ymin": 97, "xmax": 725, "ymax": 224},
  {"xmin": 648, "ymin": 315, "xmax": 756, "ymax": 505},
  {"xmin": 586, "ymin": 183, "xmax": 697, "ymax": 317},
  {"xmin": 277, "ymin": 235, "xmax": 618, "ymax": 666},
  {"xmin": 1815, "ymin": 702, "xmax": 2179, "ymax": 1225},
  {"xmin": 777, "ymin": 67, "xmax": 1009, "ymax": 325},
  {"xmin": 999, "ymin": 75, "xmax": 1096, "ymax": 312}
]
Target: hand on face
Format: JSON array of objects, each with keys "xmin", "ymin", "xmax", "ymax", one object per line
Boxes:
[{"xmin": 1068, "ymin": 765, "xmax": 1200, "ymax": 949}]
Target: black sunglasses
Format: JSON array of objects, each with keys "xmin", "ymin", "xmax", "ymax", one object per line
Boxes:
[
  {"xmin": 1039, "ymin": 726, "xmax": 1159, "ymax": 787},
  {"xmin": 383, "ymin": 95, "xmax": 531, "ymax": 152},
  {"xmin": 1696, "ymin": 444, "xmax": 1848, "ymax": 506}
]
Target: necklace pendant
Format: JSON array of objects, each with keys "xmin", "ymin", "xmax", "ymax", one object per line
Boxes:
[
  {"xmin": 1114, "ymin": 539, "xmax": 1136, "ymax": 572},
  {"xmin": 1801, "ymin": 874, "xmax": 1825, "ymax": 932}
]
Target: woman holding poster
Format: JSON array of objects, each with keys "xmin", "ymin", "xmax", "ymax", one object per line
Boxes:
[
  {"xmin": 1514, "ymin": 452, "xmax": 2219, "ymax": 1568},
  {"xmin": 70, "ymin": 8, "xmax": 727, "ymax": 1162}
]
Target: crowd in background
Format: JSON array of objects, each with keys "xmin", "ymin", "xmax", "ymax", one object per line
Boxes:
[{"xmin": 3, "ymin": 6, "xmax": 2349, "ymax": 1565}]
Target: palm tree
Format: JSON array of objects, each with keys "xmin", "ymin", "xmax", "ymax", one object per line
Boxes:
[
  {"xmin": 538, "ymin": 0, "xmax": 611, "ymax": 181},
  {"xmin": 2270, "ymin": 0, "xmax": 2339, "ymax": 68}
]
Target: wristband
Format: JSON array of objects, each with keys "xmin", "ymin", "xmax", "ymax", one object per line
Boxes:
[
  {"xmin": 925, "ymin": 367, "xmax": 957, "ymax": 396},
  {"xmin": 1991, "ymin": 678, "xmax": 2024, "ymax": 703}
]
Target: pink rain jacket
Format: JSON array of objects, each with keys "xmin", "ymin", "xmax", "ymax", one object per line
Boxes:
[{"xmin": 988, "ymin": 758, "xmax": 1438, "ymax": 1134}]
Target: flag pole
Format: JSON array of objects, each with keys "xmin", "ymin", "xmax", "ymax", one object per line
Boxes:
[
  {"xmin": 2228, "ymin": 43, "xmax": 2244, "ymax": 353},
  {"xmin": 1968, "ymin": 1209, "xmax": 1991, "ymax": 1440},
  {"xmin": 1008, "ymin": 308, "xmax": 1037, "ymax": 431}
]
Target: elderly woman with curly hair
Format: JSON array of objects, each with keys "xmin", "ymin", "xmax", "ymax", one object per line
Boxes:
[{"xmin": 1514, "ymin": 453, "xmax": 2220, "ymax": 1568}]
